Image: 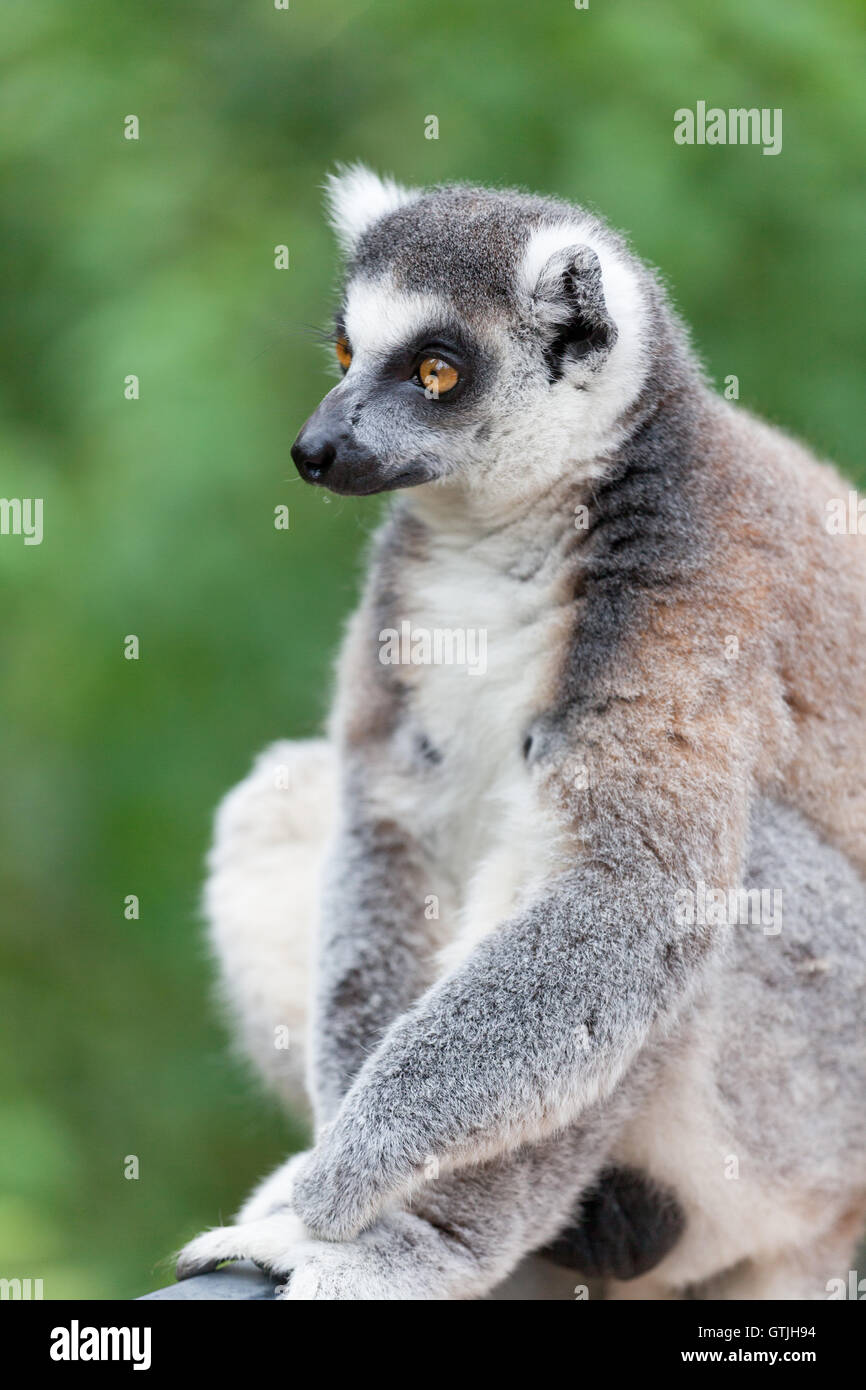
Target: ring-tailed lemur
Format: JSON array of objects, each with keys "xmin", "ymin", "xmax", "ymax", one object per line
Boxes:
[{"xmin": 177, "ymin": 168, "xmax": 866, "ymax": 1300}]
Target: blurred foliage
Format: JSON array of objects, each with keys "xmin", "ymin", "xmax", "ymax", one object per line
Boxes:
[{"xmin": 0, "ymin": 0, "xmax": 864, "ymax": 1299}]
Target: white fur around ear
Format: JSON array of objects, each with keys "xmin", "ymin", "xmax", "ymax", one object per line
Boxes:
[
  {"xmin": 521, "ymin": 222, "xmax": 643, "ymax": 347},
  {"xmin": 323, "ymin": 163, "xmax": 419, "ymax": 255},
  {"xmin": 521, "ymin": 221, "xmax": 650, "ymax": 435}
]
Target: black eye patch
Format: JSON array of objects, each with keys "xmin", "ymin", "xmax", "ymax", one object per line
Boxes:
[
  {"xmin": 378, "ymin": 323, "xmax": 489, "ymax": 407},
  {"xmin": 383, "ymin": 325, "xmax": 471, "ymax": 376}
]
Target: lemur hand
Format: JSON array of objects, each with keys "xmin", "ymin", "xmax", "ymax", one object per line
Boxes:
[{"xmin": 176, "ymin": 1151, "xmax": 312, "ymax": 1280}]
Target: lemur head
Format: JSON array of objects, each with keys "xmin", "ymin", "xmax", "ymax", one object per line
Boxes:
[{"xmin": 292, "ymin": 166, "xmax": 691, "ymax": 505}]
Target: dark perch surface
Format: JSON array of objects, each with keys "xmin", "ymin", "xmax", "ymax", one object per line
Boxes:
[
  {"xmin": 140, "ymin": 1257, "xmax": 582, "ymax": 1300},
  {"xmin": 141, "ymin": 1262, "xmax": 279, "ymax": 1300}
]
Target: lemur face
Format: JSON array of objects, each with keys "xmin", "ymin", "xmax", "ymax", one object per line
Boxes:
[{"xmin": 291, "ymin": 167, "xmax": 654, "ymax": 500}]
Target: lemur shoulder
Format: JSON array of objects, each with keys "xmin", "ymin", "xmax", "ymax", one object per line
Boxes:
[{"xmin": 178, "ymin": 168, "xmax": 866, "ymax": 1300}]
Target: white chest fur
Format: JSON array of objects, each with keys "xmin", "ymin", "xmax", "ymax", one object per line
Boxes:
[{"xmin": 380, "ymin": 518, "xmax": 574, "ymax": 969}]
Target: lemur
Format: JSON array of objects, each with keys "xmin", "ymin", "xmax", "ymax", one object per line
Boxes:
[{"xmin": 177, "ymin": 167, "xmax": 866, "ymax": 1300}]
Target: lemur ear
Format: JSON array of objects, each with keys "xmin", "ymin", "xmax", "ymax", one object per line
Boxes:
[
  {"xmin": 525, "ymin": 236, "xmax": 619, "ymax": 379},
  {"xmin": 324, "ymin": 163, "xmax": 419, "ymax": 257}
]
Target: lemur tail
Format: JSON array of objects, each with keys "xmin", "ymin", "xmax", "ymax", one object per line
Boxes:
[{"xmin": 203, "ymin": 738, "xmax": 336, "ymax": 1113}]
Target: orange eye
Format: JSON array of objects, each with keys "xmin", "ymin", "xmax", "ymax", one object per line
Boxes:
[
  {"xmin": 335, "ymin": 336, "xmax": 352, "ymax": 370},
  {"xmin": 419, "ymin": 357, "xmax": 459, "ymax": 396}
]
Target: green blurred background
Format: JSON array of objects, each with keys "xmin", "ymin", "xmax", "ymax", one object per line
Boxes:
[{"xmin": 1, "ymin": 0, "xmax": 864, "ymax": 1298}]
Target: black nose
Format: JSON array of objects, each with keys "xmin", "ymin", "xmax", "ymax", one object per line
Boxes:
[{"xmin": 291, "ymin": 427, "xmax": 342, "ymax": 483}]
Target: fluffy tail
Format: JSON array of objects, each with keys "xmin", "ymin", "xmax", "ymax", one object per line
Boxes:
[{"xmin": 203, "ymin": 739, "xmax": 336, "ymax": 1112}]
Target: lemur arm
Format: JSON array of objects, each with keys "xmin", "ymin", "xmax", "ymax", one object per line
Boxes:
[
  {"xmin": 291, "ymin": 642, "xmax": 766, "ymax": 1240},
  {"xmin": 175, "ymin": 1081, "xmax": 648, "ymax": 1296},
  {"xmin": 309, "ymin": 791, "xmax": 438, "ymax": 1125},
  {"xmin": 292, "ymin": 863, "xmax": 689, "ymax": 1239}
]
